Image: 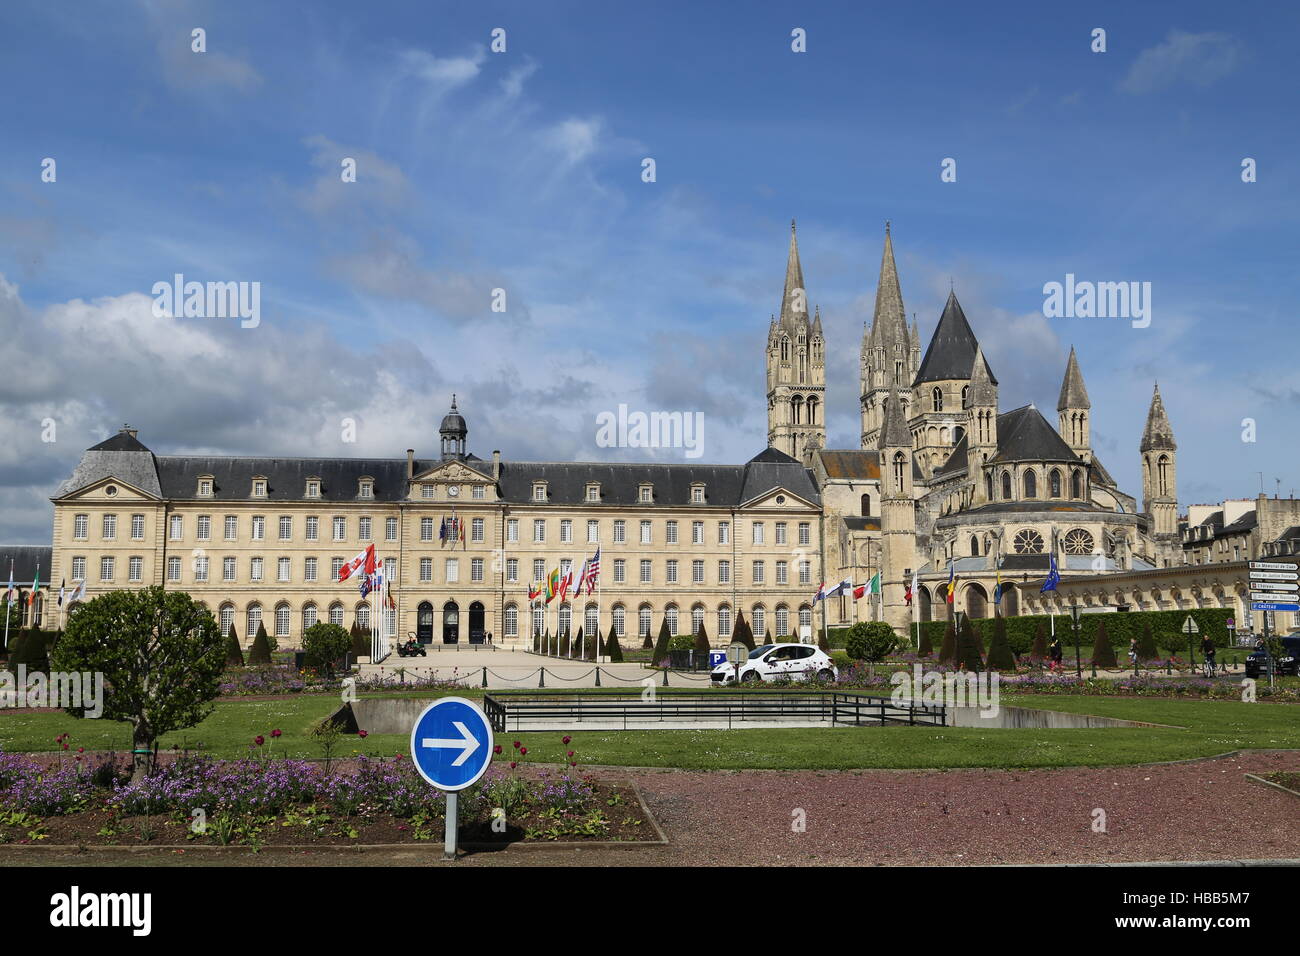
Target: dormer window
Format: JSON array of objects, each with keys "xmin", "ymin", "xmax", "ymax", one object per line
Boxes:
[
  {"xmin": 252, "ymin": 477, "xmax": 267, "ymax": 498},
  {"xmin": 197, "ymin": 477, "xmax": 213, "ymax": 498},
  {"xmin": 532, "ymin": 481, "xmax": 548, "ymax": 503},
  {"xmin": 639, "ymin": 483, "xmax": 653, "ymax": 504},
  {"xmin": 305, "ymin": 479, "xmax": 321, "ymax": 499},
  {"xmin": 585, "ymin": 483, "xmax": 600, "ymax": 503},
  {"xmin": 358, "ymin": 477, "xmax": 374, "ymax": 499},
  {"xmin": 691, "ymin": 483, "xmax": 705, "ymax": 504}
]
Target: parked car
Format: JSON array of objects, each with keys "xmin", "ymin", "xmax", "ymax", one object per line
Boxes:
[
  {"xmin": 710, "ymin": 642, "xmax": 838, "ymax": 685},
  {"xmin": 1244, "ymin": 635, "xmax": 1300, "ymax": 678}
]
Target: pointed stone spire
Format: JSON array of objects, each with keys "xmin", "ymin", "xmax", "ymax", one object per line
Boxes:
[
  {"xmin": 1056, "ymin": 346, "xmax": 1091, "ymax": 411},
  {"xmin": 877, "ymin": 386, "xmax": 911, "ymax": 450},
  {"xmin": 966, "ymin": 345, "xmax": 996, "ymax": 408},
  {"xmin": 1140, "ymin": 383, "xmax": 1176, "ymax": 452},
  {"xmin": 869, "ymin": 221, "xmax": 908, "ymax": 346},
  {"xmin": 812, "ymin": 304, "xmax": 822, "ymax": 335},
  {"xmin": 779, "ymin": 218, "xmax": 808, "ymax": 328},
  {"xmin": 915, "ymin": 290, "xmax": 994, "ymax": 385}
]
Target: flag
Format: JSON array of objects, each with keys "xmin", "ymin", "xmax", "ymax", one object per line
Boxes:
[
  {"xmin": 1041, "ymin": 554, "xmax": 1060, "ymax": 593},
  {"xmin": 439, "ymin": 518, "xmax": 447, "ymax": 543},
  {"xmin": 338, "ymin": 544, "xmax": 376, "ymax": 583},
  {"xmin": 58, "ymin": 578, "xmax": 66, "ymax": 607},
  {"xmin": 545, "ymin": 567, "xmax": 560, "ymax": 604},
  {"xmin": 528, "ymin": 581, "xmax": 543, "ymax": 604},
  {"xmin": 812, "ymin": 582, "xmax": 827, "ymax": 603},
  {"xmin": 27, "ymin": 565, "xmax": 39, "ymax": 607},
  {"xmin": 993, "ymin": 556, "xmax": 1004, "ymax": 605},
  {"xmin": 826, "ymin": 578, "xmax": 854, "ymax": 599},
  {"xmin": 559, "ymin": 563, "xmax": 575, "ymax": 602},
  {"xmin": 945, "ymin": 560, "xmax": 956, "ymax": 604},
  {"xmin": 69, "ymin": 578, "xmax": 87, "ymax": 603},
  {"xmin": 573, "ymin": 557, "xmax": 589, "ymax": 597},
  {"xmin": 584, "ymin": 547, "xmax": 600, "ymax": 595},
  {"xmin": 359, "ymin": 558, "xmax": 386, "ymax": 599},
  {"xmin": 4, "ymin": 560, "xmax": 14, "ymax": 606}
]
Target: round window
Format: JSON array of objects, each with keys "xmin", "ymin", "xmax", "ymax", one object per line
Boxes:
[
  {"xmin": 776, "ymin": 495, "xmax": 786, "ymax": 504},
  {"xmin": 104, "ymin": 485, "xmax": 118, "ymax": 497}
]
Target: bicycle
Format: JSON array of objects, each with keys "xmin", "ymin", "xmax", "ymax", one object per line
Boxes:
[{"xmin": 1201, "ymin": 657, "xmax": 1218, "ymax": 679}]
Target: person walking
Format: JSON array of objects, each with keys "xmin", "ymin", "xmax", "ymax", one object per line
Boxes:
[{"xmin": 1128, "ymin": 637, "xmax": 1138, "ymax": 667}]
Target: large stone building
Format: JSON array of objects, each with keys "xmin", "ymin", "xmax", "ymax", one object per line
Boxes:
[{"xmin": 26, "ymin": 219, "xmax": 1211, "ymax": 648}]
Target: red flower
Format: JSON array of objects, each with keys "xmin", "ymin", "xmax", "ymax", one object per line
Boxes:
[
  {"xmin": 271, "ymin": 729, "xmax": 282, "ymax": 738},
  {"xmin": 519, "ymin": 747, "xmax": 527, "ymax": 756},
  {"xmin": 493, "ymin": 745, "xmax": 502, "ymax": 754},
  {"xmin": 567, "ymin": 751, "xmax": 574, "ymax": 758},
  {"xmin": 254, "ymin": 736, "xmax": 265, "ymax": 746},
  {"xmin": 77, "ymin": 747, "xmax": 84, "ymax": 753},
  {"xmin": 562, "ymin": 736, "xmax": 571, "ymax": 745},
  {"xmin": 513, "ymin": 741, "xmax": 520, "ymax": 750},
  {"xmin": 358, "ymin": 730, "xmax": 369, "ymax": 738},
  {"xmin": 509, "ymin": 761, "xmax": 517, "ymax": 769}
]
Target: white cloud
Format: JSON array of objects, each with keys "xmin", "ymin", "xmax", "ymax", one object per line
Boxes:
[
  {"xmin": 1120, "ymin": 30, "xmax": 1243, "ymax": 95},
  {"xmin": 542, "ymin": 117, "xmax": 603, "ymax": 166}
]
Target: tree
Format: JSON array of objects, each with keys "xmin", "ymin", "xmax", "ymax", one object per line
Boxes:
[
  {"xmin": 6, "ymin": 630, "xmax": 47, "ymax": 674},
  {"xmin": 1137, "ymin": 621, "xmax": 1159, "ymax": 661},
  {"xmin": 954, "ymin": 616, "xmax": 983, "ymax": 671},
  {"xmin": 732, "ymin": 610, "xmax": 755, "ymax": 651},
  {"xmin": 1091, "ymin": 619, "xmax": 1118, "ymax": 669},
  {"xmin": 558, "ymin": 629, "xmax": 570, "ymax": 657},
  {"xmin": 917, "ymin": 626, "xmax": 934, "ymax": 658},
  {"xmin": 986, "ymin": 614, "xmax": 1016, "ymax": 671},
  {"xmin": 248, "ymin": 623, "xmax": 272, "ymax": 665},
  {"xmin": 845, "ymin": 621, "xmax": 898, "ymax": 662},
  {"xmin": 302, "ymin": 621, "xmax": 351, "ymax": 678},
  {"xmin": 818, "ymin": 627, "xmax": 831, "ymax": 653},
  {"xmin": 764, "ymin": 629, "xmax": 773, "ymax": 644},
  {"xmin": 1029, "ymin": 621, "xmax": 1048, "ymax": 662},
  {"xmin": 693, "ymin": 620, "xmax": 711, "ymax": 662},
  {"xmin": 224, "ymin": 624, "xmax": 245, "ymax": 667},
  {"xmin": 938, "ymin": 622, "xmax": 957, "ymax": 664},
  {"xmin": 651, "ymin": 617, "xmax": 672, "ymax": 667},
  {"xmin": 50, "ymin": 587, "xmax": 224, "ymax": 780},
  {"xmin": 350, "ymin": 621, "xmax": 369, "ymax": 660},
  {"xmin": 641, "ymin": 621, "xmax": 654, "ymax": 649},
  {"xmin": 605, "ymin": 623, "xmax": 623, "ymax": 663}
]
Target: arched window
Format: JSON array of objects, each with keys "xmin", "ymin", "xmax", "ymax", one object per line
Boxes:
[
  {"xmin": 356, "ymin": 603, "xmax": 370, "ymax": 631},
  {"xmin": 970, "ymin": 536, "xmax": 980, "ymax": 557},
  {"xmin": 752, "ymin": 606, "xmax": 766, "ymax": 641},
  {"xmin": 985, "ymin": 472, "xmax": 994, "ymax": 501},
  {"xmin": 1023, "ymin": 471, "xmax": 1037, "ymax": 498},
  {"xmin": 1071, "ymin": 469, "xmax": 1083, "ymax": 499},
  {"xmin": 691, "ymin": 605, "xmax": 705, "ymax": 635},
  {"xmin": 329, "ymin": 602, "xmax": 344, "ymax": 626},
  {"xmin": 302, "ymin": 603, "xmax": 318, "ymax": 631},
  {"xmin": 585, "ymin": 604, "xmax": 599, "ymax": 634},
  {"xmin": 664, "ymin": 605, "xmax": 679, "ymax": 634},
  {"xmin": 780, "ymin": 337, "xmax": 789, "ymax": 362},
  {"xmin": 1157, "ymin": 455, "xmax": 1170, "ymax": 495},
  {"xmin": 613, "ymin": 604, "xmax": 626, "ymax": 638},
  {"xmin": 860, "ymin": 493, "xmax": 871, "ymax": 516},
  {"xmin": 717, "ymin": 605, "xmax": 731, "ymax": 638},
  {"xmin": 807, "ymin": 397, "xmax": 818, "ymax": 425},
  {"xmin": 1001, "ymin": 471, "xmax": 1013, "ymax": 499},
  {"xmin": 219, "ymin": 603, "xmax": 235, "ymax": 637},
  {"xmin": 246, "ymin": 603, "xmax": 262, "ymax": 639},
  {"xmin": 932, "ymin": 386, "xmax": 943, "ymax": 412},
  {"xmin": 1050, "ymin": 469, "xmax": 1062, "ymax": 498},
  {"xmin": 775, "ymin": 605, "xmax": 790, "ymax": 637},
  {"xmin": 275, "ymin": 603, "xmax": 291, "ymax": 639},
  {"xmin": 532, "ymin": 605, "xmax": 546, "ymax": 638},
  {"xmin": 558, "ymin": 603, "xmax": 571, "ymax": 635},
  {"xmin": 798, "ymin": 606, "xmax": 812, "ymax": 634},
  {"xmin": 504, "ymin": 604, "xmax": 518, "ymax": 639},
  {"xmin": 961, "ymin": 385, "xmax": 969, "ymax": 407},
  {"xmin": 893, "ymin": 452, "xmax": 906, "ymax": 490},
  {"xmin": 638, "ymin": 604, "xmax": 652, "ymax": 638}
]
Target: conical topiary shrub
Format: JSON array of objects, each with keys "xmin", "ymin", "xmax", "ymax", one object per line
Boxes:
[
  {"xmin": 764, "ymin": 629, "xmax": 773, "ymax": 645},
  {"xmin": 1029, "ymin": 621, "xmax": 1048, "ymax": 661},
  {"xmin": 605, "ymin": 623, "xmax": 622, "ymax": 662},
  {"xmin": 955, "ymin": 617, "xmax": 983, "ymax": 671},
  {"xmin": 1092, "ymin": 619, "xmax": 1118, "ymax": 668},
  {"xmin": 641, "ymin": 622, "xmax": 653, "ymax": 649},
  {"xmin": 938, "ymin": 622, "xmax": 957, "ymax": 664},
  {"xmin": 1137, "ymin": 621, "xmax": 1158, "ymax": 660},
  {"xmin": 248, "ymin": 623, "xmax": 273, "ymax": 665},
  {"xmin": 732, "ymin": 610, "xmax": 755, "ymax": 650},
  {"xmin": 917, "ymin": 626, "xmax": 934, "ymax": 658},
  {"xmin": 693, "ymin": 621, "xmax": 710, "ymax": 667},
  {"xmin": 652, "ymin": 617, "xmax": 672, "ymax": 667},
  {"xmin": 559, "ymin": 629, "xmax": 570, "ymax": 657},
  {"xmin": 986, "ymin": 614, "xmax": 1015, "ymax": 671},
  {"xmin": 350, "ymin": 621, "xmax": 370, "ymax": 660},
  {"xmin": 224, "ymin": 626, "xmax": 245, "ymax": 667}
]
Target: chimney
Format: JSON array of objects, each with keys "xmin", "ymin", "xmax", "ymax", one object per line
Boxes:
[
  {"xmin": 121, "ymin": 424, "xmax": 138, "ymax": 439},
  {"xmin": 406, "ymin": 449, "xmax": 415, "ymax": 479},
  {"xmin": 492, "ymin": 449, "xmax": 501, "ymax": 481}
]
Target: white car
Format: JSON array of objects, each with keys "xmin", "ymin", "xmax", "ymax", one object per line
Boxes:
[{"xmin": 710, "ymin": 643, "xmax": 838, "ymax": 685}]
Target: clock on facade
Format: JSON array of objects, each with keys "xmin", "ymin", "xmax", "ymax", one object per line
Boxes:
[{"xmin": 447, "ymin": 485, "xmax": 459, "ymax": 497}]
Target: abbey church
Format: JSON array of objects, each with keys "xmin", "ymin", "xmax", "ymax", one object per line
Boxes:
[{"xmin": 765, "ymin": 221, "xmax": 1180, "ymax": 635}]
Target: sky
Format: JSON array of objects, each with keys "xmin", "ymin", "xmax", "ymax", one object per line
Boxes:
[{"xmin": 1, "ymin": 0, "xmax": 1298, "ymax": 544}]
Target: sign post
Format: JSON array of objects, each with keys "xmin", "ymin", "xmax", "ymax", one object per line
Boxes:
[
  {"xmin": 1249, "ymin": 562, "xmax": 1299, "ymax": 687},
  {"xmin": 1182, "ymin": 614, "xmax": 1200, "ymax": 669},
  {"xmin": 728, "ymin": 641, "xmax": 748, "ymax": 683},
  {"xmin": 409, "ymin": 696, "xmax": 494, "ymax": 861}
]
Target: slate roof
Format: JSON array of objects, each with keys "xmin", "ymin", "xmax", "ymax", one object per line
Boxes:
[
  {"xmin": 990, "ymin": 406, "xmax": 1081, "ymax": 464},
  {"xmin": 0, "ymin": 546, "xmax": 52, "ymax": 583},
  {"xmin": 56, "ymin": 431, "xmax": 820, "ymax": 509},
  {"xmin": 842, "ymin": 517, "xmax": 881, "ymax": 532},
  {"xmin": 914, "ymin": 291, "xmax": 997, "ymax": 386},
  {"xmin": 1056, "ymin": 347, "xmax": 1091, "ymax": 411},
  {"xmin": 819, "ymin": 450, "xmax": 881, "ymax": 481},
  {"xmin": 952, "ymin": 501, "xmax": 1114, "ymax": 516},
  {"xmin": 1140, "ymin": 384, "xmax": 1177, "ymax": 452}
]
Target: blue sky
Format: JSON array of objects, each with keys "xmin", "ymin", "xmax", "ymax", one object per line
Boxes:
[{"xmin": 1, "ymin": 0, "xmax": 1298, "ymax": 543}]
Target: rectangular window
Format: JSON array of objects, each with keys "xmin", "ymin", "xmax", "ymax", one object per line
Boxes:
[
  {"xmin": 507, "ymin": 519, "xmax": 519, "ymax": 542},
  {"xmin": 775, "ymin": 522, "xmax": 787, "ymax": 546},
  {"xmin": 692, "ymin": 521, "xmax": 704, "ymax": 545},
  {"xmin": 279, "ymin": 515, "xmax": 292, "ymax": 540},
  {"xmin": 167, "ymin": 515, "xmax": 181, "ymax": 540},
  {"xmin": 194, "ymin": 556, "xmax": 208, "ymax": 583},
  {"xmin": 359, "ymin": 482, "xmax": 373, "ymax": 499},
  {"xmin": 776, "ymin": 561, "xmax": 788, "ymax": 585},
  {"xmin": 472, "ymin": 517, "xmax": 484, "ymax": 542},
  {"xmin": 640, "ymin": 560, "xmax": 652, "ymax": 584},
  {"xmin": 251, "ymin": 516, "xmax": 265, "ymax": 540},
  {"xmin": 533, "ymin": 484, "xmax": 546, "ymax": 502},
  {"xmin": 166, "ymin": 557, "xmax": 180, "ymax": 582},
  {"xmin": 666, "ymin": 521, "xmax": 678, "ymax": 544},
  {"xmin": 798, "ymin": 560, "xmax": 811, "ymax": 585},
  {"xmin": 331, "ymin": 557, "xmax": 344, "ymax": 578},
  {"xmin": 421, "ymin": 517, "xmax": 434, "ymax": 541},
  {"xmin": 359, "ymin": 517, "xmax": 372, "ymax": 541},
  {"xmin": 613, "ymin": 559, "xmax": 626, "ymax": 583},
  {"xmin": 386, "ymin": 517, "xmax": 398, "ymax": 541},
  {"xmin": 639, "ymin": 486, "xmax": 652, "ymax": 503},
  {"xmin": 332, "ymin": 517, "xmax": 346, "ymax": 540},
  {"xmin": 471, "ymin": 558, "xmax": 484, "ymax": 582},
  {"xmin": 587, "ymin": 519, "xmax": 599, "ymax": 543},
  {"xmin": 197, "ymin": 515, "xmax": 211, "ymax": 540},
  {"xmin": 640, "ymin": 520, "xmax": 652, "ymax": 544},
  {"xmin": 446, "ymin": 559, "xmax": 459, "ymax": 583},
  {"xmin": 533, "ymin": 559, "xmax": 545, "ymax": 582},
  {"xmin": 250, "ymin": 557, "xmax": 265, "ymax": 581},
  {"xmin": 131, "ymin": 514, "xmax": 145, "ymax": 540},
  {"xmin": 472, "ymin": 485, "xmax": 485, "ymax": 500},
  {"xmin": 613, "ymin": 520, "xmax": 626, "ymax": 544},
  {"xmin": 129, "ymin": 556, "xmax": 143, "ymax": 582},
  {"xmin": 102, "ymin": 514, "xmax": 118, "ymax": 540},
  {"xmin": 73, "ymin": 514, "xmax": 88, "ymax": 540},
  {"xmin": 223, "ymin": 557, "xmax": 236, "ymax": 582},
  {"xmin": 506, "ymin": 558, "xmax": 518, "ymax": 582},
  {"xmin": 752, "ymin": 560, "xmax": 765, "ymax": 584},
  {"xmin": 752, "ymin": 522, "xmax": 764, "ymax": 545},
  {"xmin": 421, "ymin": 484, "xmax": 434, "ymax": 499},
  {"xmin": 71, "ymin": 556, "xmax": 86, "ymax": 580},
  {"xmin": 798, "ymin": 522, "xmax": 810, "ymax": 546},
  {"xmin": 666, "ymin": 560, "xmax": 678, "ymax": 584},
  {"xmin": 586, "ymin": 485, "xmax": 600, "ymax": 503},
  {"xmin": 533, "ymin": 519, "xmax": 546, "ymax": 543},
  {"xmin": 693, "ymin": 559, "xmax": 705, "ymax": 584},
  {"xmin": 420, "ymin": 558, "xmax": 433, "ymax": 582},
  {"xmin": 199, "ymin": 479, "xmax": 212, "ymax": 497},
  {"xmin": 304, "ymin": 557, "xmax": 317, "ymax": 582},
  {"xmin": 560, "ymin": 519, "xmax": 573, "ymax": 543},
  {"xmin": 718, "ymin": 560, "xmax": 731, "ymax": 584},
  {"xmin": 692, "ymin": 486, "xmax": 705, "ymax": 504},
  {"xmin": 278, "ymin": 557, "xmax": 291, "ymax": 582},
  {"xmin": 718, "ymin": 521, "xmax": 729, "ymax": 545},
  {"xmin": 225, "ymin": 515, "xmax": 238, "ymax": 540}
]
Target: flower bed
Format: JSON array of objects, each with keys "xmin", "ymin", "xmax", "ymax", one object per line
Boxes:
[
  {"xmin": 217, "ymin": 665, "xmax": 463, "ymax": 697},
  {"xmin": 0, "ymin": 739, "xmax": 654, "ymax": 848}
]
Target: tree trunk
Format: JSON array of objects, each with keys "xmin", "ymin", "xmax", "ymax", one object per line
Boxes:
[{"xmin": 131, "ymin": 721, "xmax": 154, "ymax": 782}]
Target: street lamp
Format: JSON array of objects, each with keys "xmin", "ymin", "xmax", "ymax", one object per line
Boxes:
[{"xmin": 1069, "ymin": 603, "xmax": 1082, "ymax": 679}]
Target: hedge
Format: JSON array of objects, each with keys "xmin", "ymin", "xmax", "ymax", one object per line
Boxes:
[{"xmin": 914, "ymin": 608, "xmax": 1233, "ymax": 655}]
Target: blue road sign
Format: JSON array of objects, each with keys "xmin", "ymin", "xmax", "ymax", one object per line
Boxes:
[
  {"xmin": 1251, "ymin": 602, "xmax": 1300, "ymax": 612},
  {"xmin": 409, "ymin": 697, "xmax": 494, "ymax": 791}
]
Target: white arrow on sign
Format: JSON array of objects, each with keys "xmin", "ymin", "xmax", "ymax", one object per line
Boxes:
[
  {"xmin": 421, "ymin": 721, "xmax": 480, "ymax": 767},
  {"xmin": 1249, "ymin": 571, "xmax": 1299, "ymax": 580}
]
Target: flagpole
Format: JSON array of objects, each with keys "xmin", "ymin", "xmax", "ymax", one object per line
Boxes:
[{"xmin": 2, "ymin": 560, "xmax": 11, "ymax": 653}]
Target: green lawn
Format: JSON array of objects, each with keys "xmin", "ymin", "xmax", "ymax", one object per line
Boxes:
[{"xmin": 4, "ymin": 688, "xmax": 1298, "ymax": 770}]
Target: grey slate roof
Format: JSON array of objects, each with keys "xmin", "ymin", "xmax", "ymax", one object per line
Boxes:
[
  {"xmin": 914, "ymin": 291, "xmax": 997, "ymax": 386},
  {"xmin": 1057, "ymin": 347, "xmax": 1091, "ymax": 411},
  {"xmin": 0, "ymin": 546, "xmax": 52, "ymax": 583},
  {"xmin": 990, "ymin": 406, "xmax": 1081, "ymax": 464},
  {"xmin": 156, "ymin": 456, "xmax": 418, "ymax": 502},
  {"xmin": 876, "ymin": 389, "xmax": 912, "ymax": 449},
  {"xmin": 1140, "ymin": 384, "xmax": 1177, "ymax": 452},
  {"xmin": 55, "ymin": 431, "xmax": 162, "ymax": 498}
]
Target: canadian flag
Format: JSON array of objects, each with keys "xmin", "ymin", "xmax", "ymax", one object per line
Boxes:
[{"xmin": 338, "ymin": 543, "xmax": 376, "ymax": 583}]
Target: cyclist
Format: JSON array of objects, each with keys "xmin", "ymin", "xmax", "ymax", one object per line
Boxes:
[{"xmin": 1200, "ymin": 635, "xmax": 1217, "ymax": 677}]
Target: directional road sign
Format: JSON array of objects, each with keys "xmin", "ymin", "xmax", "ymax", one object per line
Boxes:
[{"xmin": 409, "ymin": 697, "xmax": 494, "ymax": 792}]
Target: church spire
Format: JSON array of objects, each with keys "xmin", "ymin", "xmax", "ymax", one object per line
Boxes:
[
  {"xmin": 877, "ymin": 386, "xmax": 911, "ymax": 450},
  {"xmin": 779, "ymin": 218, "xmax": 808, "ymax": 328},
  {"xmin": 868, "ymin": 221, "xmax": 907, "ymax": 345},
  {"xmin": 1140, "ymin": 382, "xmax": 1176, "ymax": 452},
  {"xmin": 1057, "ymin": 346, "xmax": 1091, "ymax": 412}
]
